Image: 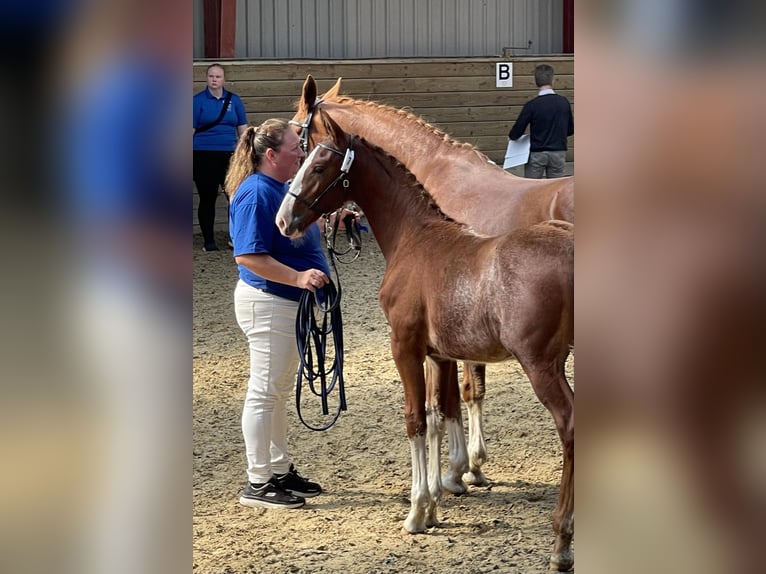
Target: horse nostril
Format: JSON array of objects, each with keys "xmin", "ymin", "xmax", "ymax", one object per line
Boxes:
[{"xmin": 277, "ymin": 216, "xmax": 295, "ymax": 237}]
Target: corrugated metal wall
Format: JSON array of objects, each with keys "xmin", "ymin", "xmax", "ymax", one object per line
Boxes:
[
  {"xmin": 229, "ymin": 0, "xmax": 562, "ymax": 59},
  {"xmin": 194, "ymin": 0, "xmax": 205, "ymax": 58}
]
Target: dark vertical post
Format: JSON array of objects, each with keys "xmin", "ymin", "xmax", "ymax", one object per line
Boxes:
[
  {"xmin": 203, "ymin": 0, "xmax": 237, "ymax": 58},
  {"xmin": 220, "ymin": 0, "xmax": 236, "ymax": 57},
  {"xmin": 563, "ymin": 0, "xmax": 574, "ymax": 53},
  {"xmin": 203, "ymin": 0, "xmax": 220, "ymax": 58}
]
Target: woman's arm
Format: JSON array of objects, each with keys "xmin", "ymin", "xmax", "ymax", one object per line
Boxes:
[{"xmin": 235, "ymin": 253, "xmax": 328, "ymax": 292}]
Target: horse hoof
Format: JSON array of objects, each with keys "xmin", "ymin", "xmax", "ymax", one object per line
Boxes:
[
  {"xmin": 442, "ymin": 476, "xmax": 468, "ymax": 495},
  {"xmin": 549, "ymin": 552, "xmax": 574, "ymax": 571},
  {"xmin": 463, "ymin": 471, "xmax": 490, "ymax": 486},
  {"xmin": 401, "ymin": 517, "xmax": 427, "ymax": 534}
]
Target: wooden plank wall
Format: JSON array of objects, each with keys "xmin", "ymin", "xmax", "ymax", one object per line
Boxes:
[{"xmin": 193, "ymin": 56, "xmax": 574, "ymax": 165}]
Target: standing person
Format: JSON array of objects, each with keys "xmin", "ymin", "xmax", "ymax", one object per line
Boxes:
[
  {"xmin": 225, "ymin": 119, "xmax": 329, "ymax": 509},
  {"xmin": 193, "ymin": 63, "xmax": 248, "ymax": 251},
  {"xmin": 509, "ymin": 64, "xmax": 574, "ymax": 179}
]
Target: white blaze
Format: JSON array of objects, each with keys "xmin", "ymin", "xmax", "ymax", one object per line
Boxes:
[{"xmin": 275, "ymin": 146, "xmax": 322, "ymax": 236}]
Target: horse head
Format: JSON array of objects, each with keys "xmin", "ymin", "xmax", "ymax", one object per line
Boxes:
[
  {"xmin": 276, "ymin": 114, "xmax": 353, "ymax": 238},
  {"xmin": 290, "ymin": 75, "xmax": 343, "ymax": 154}
]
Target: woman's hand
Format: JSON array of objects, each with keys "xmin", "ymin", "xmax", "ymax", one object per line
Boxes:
[
  {"xmin": 297, "ymin": 268, "xmax": 329, "ymax": 292},
  {"xmin": 329, "ymin": 208, "xmax": 360, "ymax": 230}
]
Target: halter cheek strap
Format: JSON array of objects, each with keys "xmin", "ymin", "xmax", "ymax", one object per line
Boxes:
[{"xmin": 289, "ymin": 97, "xmax": 324, "ymax": 153}]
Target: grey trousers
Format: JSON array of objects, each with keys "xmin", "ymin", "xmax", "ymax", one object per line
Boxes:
[{"xmin": 524, "ymin": 150, "xmax": 567, "ymax": 178}]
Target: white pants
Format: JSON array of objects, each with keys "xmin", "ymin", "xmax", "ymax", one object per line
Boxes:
[
  {"xmin": 73, "ymin": 272, "xmax": 188, "ymax": 574},
  {"xmin": 234, "ymin": 280, "xmax": 300, "ymax": 484}
]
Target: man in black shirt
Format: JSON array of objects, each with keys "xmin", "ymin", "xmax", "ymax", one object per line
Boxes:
[{"xmin": 509, "ymin": 64, "xmax": 574, "ymax": 178}]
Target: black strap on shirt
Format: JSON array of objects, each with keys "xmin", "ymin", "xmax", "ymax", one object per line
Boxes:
[{"xmin": 194, "ymin": 91, "xmax": 233, "ymax": 134}]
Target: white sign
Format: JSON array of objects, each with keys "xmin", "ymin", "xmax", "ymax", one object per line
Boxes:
[
  {"xmin": 503, "ymin": 134, "xmax": 530, "ymax": 169},
  {"xmin": 496, "ymin": 62, "xmax": 513, "ymax": 87}
]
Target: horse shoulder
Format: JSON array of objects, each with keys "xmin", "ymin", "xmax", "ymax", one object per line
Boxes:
[
  {"xmin": 379, "ymin": 267, "xmax": 428, "ymax": 332},
  {"xmin": 378, "ymin": 265, "xmax": 410, "ymax": 309}
]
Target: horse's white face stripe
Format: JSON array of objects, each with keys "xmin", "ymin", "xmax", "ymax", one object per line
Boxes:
[
  {"xmin": 291, "ymin": 145, "xmax": 321, "ymax": 196},
  {"xmin": 277, "ymin": 146, "xmax": 322, "ymax": 233}
]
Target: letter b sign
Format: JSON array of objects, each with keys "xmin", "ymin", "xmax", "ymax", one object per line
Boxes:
[{"xmin": 496, "ymin": 62, "xmax": 513, "ymax": 88}]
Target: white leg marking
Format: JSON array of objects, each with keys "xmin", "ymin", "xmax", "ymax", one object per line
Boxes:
[
  {"xmin": 443, "ymin": 417, "xmax": 468, "ymax": 494},
  {"xmin": 464, "ymin": 398, "xmax": 489, "ymax": 486},
  {"xmin": 425, "ymin": 407, "xmax": 444, "ymax": 527},
  {"xmin": 403, "ymin": 434, "xmax": 429, "ymax": 533}
]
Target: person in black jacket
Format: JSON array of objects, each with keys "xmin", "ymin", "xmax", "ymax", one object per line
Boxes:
[{"xmin": 509, "ymin": 64, "xmax": 574, "ymax": 178}]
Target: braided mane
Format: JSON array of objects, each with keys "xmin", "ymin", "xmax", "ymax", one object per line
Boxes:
[
  {"xmin": 339, "ymin": 96, "xmax": 489, "ymax": 161},
  {"xmin": 295, "ymin": 84, "xmax": 491, "ymax": 164},
  {"xmin": 358, "ymin": 135, "xmax": 461, "ymax": 226}
]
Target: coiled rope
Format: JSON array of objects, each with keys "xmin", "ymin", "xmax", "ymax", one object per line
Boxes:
[{"xmin": 294, "ymin": 210, "xmax": 364, "ymax": 430}]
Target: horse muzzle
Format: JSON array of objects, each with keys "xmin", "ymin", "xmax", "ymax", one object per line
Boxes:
[{"xmin": 277, "ymin": 214, "xmax": 307, "ymax": 238}]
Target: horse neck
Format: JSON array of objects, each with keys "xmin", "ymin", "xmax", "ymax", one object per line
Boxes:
[
  {"xmin": 346, "ymin": 142, "xmax": 443, "ymax": 260},
  {"xmin": 327, "ymin": 102, "xmax": 486, "ymax": 186}
]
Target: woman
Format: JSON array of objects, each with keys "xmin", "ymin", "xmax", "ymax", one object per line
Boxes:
[
  {"xmin": 193, "ymin": 63, "xmax": 248, "ymax": 251},
  {"xmin": 225, "ymin": 119, "xmax": 330, "ymax": 509}
]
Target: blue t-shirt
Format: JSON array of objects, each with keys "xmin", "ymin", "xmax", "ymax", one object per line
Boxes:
[
  {"xmin": 193, "ymin": 88, "xmax": 247, "ymax": 151},
  {"xmin": 57, "ymin": 53, "xmax": 189, "ymax": 307},
  {"xmin": 61, "ymin": 54, "xmax": 187, "ymax": 229},
  {"xmin": 229, "ymin": 172, "xmax": 330, "ymax": 302}
]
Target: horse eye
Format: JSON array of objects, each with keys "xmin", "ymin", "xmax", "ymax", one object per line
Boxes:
[{"xmin": 312, "ymin": 165, "xmax": 324, "ymax": 174}]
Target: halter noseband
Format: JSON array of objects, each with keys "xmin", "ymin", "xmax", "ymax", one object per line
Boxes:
[{"xmin": 288, "ymin": 137, "xmax": 356, "ymax": 213}]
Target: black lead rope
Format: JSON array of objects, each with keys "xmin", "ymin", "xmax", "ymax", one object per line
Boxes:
[
  {"xmin": 294, "ymin": 210, "xmax": 364, "ymax": 431},
  {"xmin": 294, "ymin": 278, "xmax": 346, "ymax": 431},
  {"xmin": 326, "ymin": 209, "xmax": 364, "ymax": 264}
]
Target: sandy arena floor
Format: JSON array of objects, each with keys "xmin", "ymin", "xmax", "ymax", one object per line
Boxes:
[{"xmin": 193, "ymin": 229, "xmax": 574, "ymax": 573}]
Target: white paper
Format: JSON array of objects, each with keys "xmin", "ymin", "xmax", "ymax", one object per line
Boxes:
[{"xmin": 503, "ymin": 134, "xmax": 530, "ymax": 169}]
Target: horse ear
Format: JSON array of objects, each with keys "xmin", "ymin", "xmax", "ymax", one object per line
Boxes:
[
  {"xmin": 301, "ymin": 75, "xmax": 317, "ymax": 110},
  {"xmin": 323, "ymin": 77, "xmax": 343, "ymax": 100}
]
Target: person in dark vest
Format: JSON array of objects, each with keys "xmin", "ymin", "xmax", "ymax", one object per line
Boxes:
[{"xmin": 509, "ymin": 64, "xmax": 574, "ymax": 179}]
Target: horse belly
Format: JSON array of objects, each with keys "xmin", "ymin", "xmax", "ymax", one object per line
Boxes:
[{"xmin": 427, "ymin": 315, "xmax": 510, "ymax": 363}]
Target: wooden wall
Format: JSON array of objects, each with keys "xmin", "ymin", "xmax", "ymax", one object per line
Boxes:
[{"xmin": 193, "ymin": 56, "xmax": 574, "ymax": 166}]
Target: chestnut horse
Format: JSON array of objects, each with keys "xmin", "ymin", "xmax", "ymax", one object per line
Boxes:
[
  {"xmin": 290, "ymin": 75, "xmax": 575, "ymax": 491},
  {"xmin": 275, "ymin": 121, "xmax": 575, "ymax": 571}
]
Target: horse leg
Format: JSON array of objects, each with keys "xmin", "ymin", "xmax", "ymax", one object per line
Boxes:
[
  {"xmin": 518, "ymin": 356, "xmax": 574, "ymax": 572},
  {"xmin": 392, "ymin": 342, "xmax": 431, "ymax": 534},
  {"xmin": 423, "ymin": 357, "xmax": 448, "ymax": 525},
  {"xmin": 426, "ymin": 358, "xmax": 468, "ymax": 499},
  {"xmin": 462, "ymin": 361, "xmax": 490, "ymax": 486},
  {"xmin": 670, "ymin": 399, "xmax": 765, "ymax": 571}
]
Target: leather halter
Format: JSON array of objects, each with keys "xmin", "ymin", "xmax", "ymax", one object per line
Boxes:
[
  {"xmin": 288, "ymin": 137, "xmax": 356, "ymax": 213},
  {"xmin": 289, "ymin": 97, "xmax": 324, "ymax": 154}
]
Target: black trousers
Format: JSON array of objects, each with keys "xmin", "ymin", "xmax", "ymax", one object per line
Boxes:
[{"xmin": 193, "ymin": 150, "xmax": 233, "ymax": 245}]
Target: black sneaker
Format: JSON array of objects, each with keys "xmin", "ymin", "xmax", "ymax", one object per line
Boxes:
[
  {"xmin": 202, "ymin": 242, "xmax": 220, "ymax": 252},
  {"xmin": 239, "ymin": 477, "xmax": 305, "ymax": 509},
  {"xmin": 275, "ymin": 464, "xmax": 322, "ymax": 498}
]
